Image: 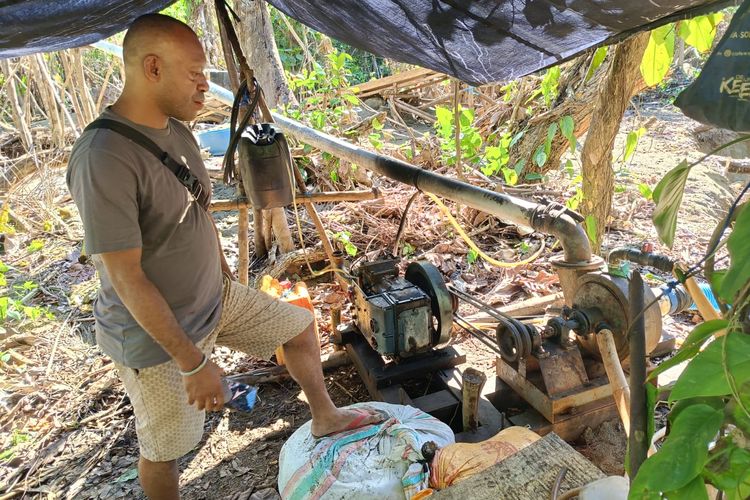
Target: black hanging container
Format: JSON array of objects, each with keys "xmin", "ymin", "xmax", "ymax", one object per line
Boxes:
[{"xmin": 237, "ymin": 123, "xmax": 294, "ymax": 209}]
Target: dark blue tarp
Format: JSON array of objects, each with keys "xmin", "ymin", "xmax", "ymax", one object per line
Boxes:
[
  {"xmin": 0, "ymin": 1, "xmax": 173, "ymax": 57},
  {"xmin": 0, "ymin": 0, "xmax": 735, "ymax": 84}
]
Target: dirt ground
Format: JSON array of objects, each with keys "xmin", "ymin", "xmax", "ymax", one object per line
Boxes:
[{"xmin": 0, "ymin": 96, "xmax": 743, "ymax": 498}]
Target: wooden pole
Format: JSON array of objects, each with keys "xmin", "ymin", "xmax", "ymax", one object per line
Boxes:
[
  {"xmin": 237, "ymin": 207, "xmax": 249, "ymax": 285},
  {"xmin": 208, "ymin": 188, "xmax": 381, "ymax": 211}
]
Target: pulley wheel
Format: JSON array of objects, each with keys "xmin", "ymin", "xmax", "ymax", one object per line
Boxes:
[
  {"xmin": 405, "ymin": 261, "xmax": 454, "ymax": 345},
  {"xmin": 495, "ymin": 319, "xmax": 533, "ymax": 363}
]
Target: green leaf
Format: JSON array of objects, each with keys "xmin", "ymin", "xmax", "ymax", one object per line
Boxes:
[
  {"xmin": 467, "ymin": 248, "xmax": 478, "ymax": 265},
  {"xmin": 0, "ymin": 297, "xmax": 7, "ymax": 320},
  {"xmin": 670, "ymin": 333, "xmax": 750, "ymax": 401},
  {"xmin": 652, "ymin": 159, "xmax": 690, "ymax": 248},
  {"xmin": 371, "ymin": 117, "xmax": 384, "ymax": 130},
  {"xmin": 502, "ymin": 167, "xmax": 518, "ymax": 186},
  {"xmin": 533, "ymin": 146, "xmax": 547, "ymax": 168},
  {"xmin": 459, "ymin": 108, "xmax": 474, "ymax": 128},
  {"xmin": 648, "ymin": 320, "xmax": 727, "ymax": 381},
  {"xmin": 27, "ymin": 239, "xmax": 44, "ymax": 253},
  {"xmin": 545, "ymin": 123, "xmax": 558, "ymax": 155},
  {"xmin": 710, "ymin": 270, "xmax": 727, "ymax": 297},
  {"xmin": 703, "ymin": 443, "xmax": 750, "ymax": 498},
  {"xmin": 584, "ymin": 215, "xmax": 597, "ymax": 244},
  {"xmin": 719, "ymin": 204, "xmax": 750, "ymax": 302},
  {"xmin": 664, "ymin": 475, "xmax": 709, "ymax": 500},
  {"xmin": 625, "ymin": 127, "xmax": 646, "ymax": 162},
  {"xmin": 668, "ymin": 396, "xmax": 725, "ymax": 426},
  {"xmin": 434, "ymin": 106, "xmax": 453, "ymax": 139},
  {"xmin": 728, "ymin": 384, "xmax": 750, "ymax": 436},
  {"xmin": 559, "ymin": 116, "xmax": 576, "ymax": 153},
  {"xmin": 509, "ymin": 131, "xmax": 524, "ymax": 148},
  {"xmin": 630, "ymin": 404, "xmax": 723, "ymax": 496},
  {"xmin": 343, "ymin": 93, "xmax": 359, "ymax": 105},
  {"xmin": 514, "ymin": 159, "xmax": 526, "ymax": 175},
  {"xmin": 679, "ymin": 14, "xmax": 722, "ymax": 53},
  {"xmin": 638, "ymin": 183, "xmax": 653, "ymax": 201},
  {"xmin": 564, "ymin": 159, "xmax": 575, "ymax": 178},
  {"xmin": 585, "ymin": 46, "xmax": 608, "ymax": 82},
  {"xmin": 641, "ymin": 24, "xmax": 676, "ymax": 86}
]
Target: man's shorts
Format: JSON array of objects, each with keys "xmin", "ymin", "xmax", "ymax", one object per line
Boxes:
[{"xmin": 113, "ymin": 278, "xmax": 314, "ymax": 462}]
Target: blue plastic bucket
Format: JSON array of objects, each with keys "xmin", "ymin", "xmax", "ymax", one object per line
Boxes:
[{"xmin": 196, "ymin": 126, "xmax": 230, "ymax": 156}]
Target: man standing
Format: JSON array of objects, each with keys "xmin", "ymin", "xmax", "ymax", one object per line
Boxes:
[{"xmin": 67, "ymin": 14, "xmax": 379, "ymax": 499}]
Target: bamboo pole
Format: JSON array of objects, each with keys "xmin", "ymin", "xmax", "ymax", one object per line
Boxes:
[
  {"xmin": 675, "ymin": 262, "xmax": 721, "ymax": 323},
  {"xmin": 596, "ymin": 328, "xmax": 631, "ymax": 436}
]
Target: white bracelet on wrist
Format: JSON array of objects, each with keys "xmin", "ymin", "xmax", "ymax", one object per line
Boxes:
[{"xmin": 180, "ymin": 353, "xmax": 207, "ymax": 376}]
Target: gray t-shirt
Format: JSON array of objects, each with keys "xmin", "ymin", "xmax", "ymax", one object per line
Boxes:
[{"xmin": 67, "ymin": 108, "xmax": 223, "ymax": 368}]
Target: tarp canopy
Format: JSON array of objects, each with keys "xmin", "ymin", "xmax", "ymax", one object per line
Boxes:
[{"xmin": 0, "ymin": 0, "xmax": 734, "ymax": 84}]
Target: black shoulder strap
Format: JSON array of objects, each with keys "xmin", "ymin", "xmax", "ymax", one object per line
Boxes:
[{"xmin": 84, "ymin": 118, "xmax": 209, "ymax": 210}]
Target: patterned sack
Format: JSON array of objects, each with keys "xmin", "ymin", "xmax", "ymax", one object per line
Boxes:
[{"xmin": 278, "ymin": 402, "xmax": 454, "ymax": 500}]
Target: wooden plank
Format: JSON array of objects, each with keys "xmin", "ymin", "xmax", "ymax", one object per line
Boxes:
[
  {"xmin": 352, "ymin": 68, "xmax": 437, "ymax": 97},
  {"xmin": 463, "ymin": 292, "xmax": 564, "ymax": 323},
  {"xmin": 433, "ymin": 433, "xmax": 605, "ymax": 499},
  {"xmin": 496, "ymin": 359, "xmax": 554, "ymax": 421}
]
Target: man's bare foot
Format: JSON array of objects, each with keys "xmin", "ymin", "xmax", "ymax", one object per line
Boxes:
[{"xmin": 311, "ymin": 407, "xmax": 385, "ymax": 439}]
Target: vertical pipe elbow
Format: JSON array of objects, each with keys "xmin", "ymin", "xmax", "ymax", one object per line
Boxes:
[{"xmin": 531, "ymin": 207, "xmax": 593, "ymax": 264}]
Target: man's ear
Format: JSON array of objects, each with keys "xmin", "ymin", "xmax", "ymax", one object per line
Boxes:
[{"xmin": 143, "ymin": 55, "xmax": 161, "ymax": 82}]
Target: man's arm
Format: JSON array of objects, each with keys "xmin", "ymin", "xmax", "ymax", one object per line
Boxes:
[{"xmin": 99, "ymin": 247, "xmax": 225, "ymax": 411}]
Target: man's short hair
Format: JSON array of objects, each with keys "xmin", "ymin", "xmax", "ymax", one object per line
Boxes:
[{"xmin": 122, "ymin": 13, "xmax": 195, "ymax": 66}]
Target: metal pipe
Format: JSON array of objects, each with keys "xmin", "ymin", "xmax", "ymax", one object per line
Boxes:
[
  {"xmin": 607, "ymin": 247, "xmax": 675, "ymax": 273},
  {"xmin": 271, "ymin": 113, "xmax": 593, "ymax": 265},
  {"xmin": 628, "ymin": 271, "xmax": 648, "ymax": 478}
]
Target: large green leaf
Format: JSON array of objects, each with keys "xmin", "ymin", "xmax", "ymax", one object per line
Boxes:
[
  {"xmin": 630, "ymin": 404, "xmax": 723, "ymax": 497},
  {"xmin": 652, "ymin": 159, "xmax": 691, "ymax": 248},
  {"xmin": 648, "ymin": 319, "xmax": 728, "ymax": 381},
  {"xmin": 641, "ymin": 24, "xmax": 676, "ymax": 86},
  {"xmin": 678, "ymin": 14, "xmax": 723, "ymax": 53},
  {"xmin": 719, "ymin": 204, "xmax": 750, "ymax": 302},
  {"xmin": 670, "ymin": 333, "xmax": 750, "ymax": 401}
]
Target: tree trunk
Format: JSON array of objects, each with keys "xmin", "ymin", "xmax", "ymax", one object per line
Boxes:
[
  {"xmin": 581, "ymin": 32, "xmax": 650, "ymax": 254},
  {"xmin": 195, "ymin": 2, "xmax": 222, "ymax": 68},
  {"xmin": 236, "ymin": 0, "xmax": 296, "ymax": 109},
  {"xmin": 510, "ymin": 49, "xmax": 648, "ymax": 178}
]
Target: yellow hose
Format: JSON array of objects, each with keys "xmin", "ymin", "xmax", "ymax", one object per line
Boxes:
[{"xmin": 424, "ymin": 192, "xmax": 545, "ymax": 268}]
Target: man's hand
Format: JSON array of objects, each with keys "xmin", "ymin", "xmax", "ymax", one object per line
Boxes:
[{"xmin": 183, "ymin": 359, "xmax": 225, "ymax": 411}]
